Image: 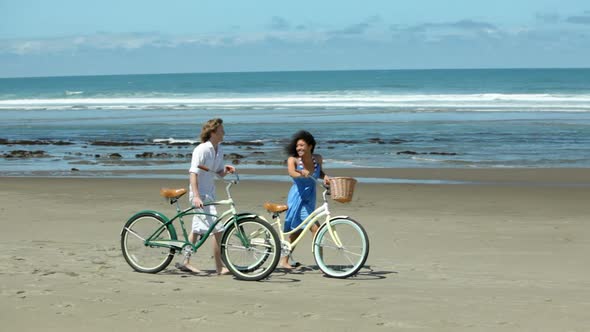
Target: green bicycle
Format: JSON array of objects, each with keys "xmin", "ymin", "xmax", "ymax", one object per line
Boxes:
[{"xmin": 120, "ymin": 173, "xmax": 281, "ymax": 281}]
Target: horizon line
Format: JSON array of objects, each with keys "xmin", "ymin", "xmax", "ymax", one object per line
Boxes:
[{"xmin": 2, "ymin": 66, "xmax": 590, "ymax": 80}]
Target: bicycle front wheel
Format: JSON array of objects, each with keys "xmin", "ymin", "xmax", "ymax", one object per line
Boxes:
[
  {"xmin": 313, "ymin": 217, "xmax": 369, "ymax": 278},
  {"xmin": 121, "ymin": 213, "xmax": 175, "ymax": 273},
  {"xmin": 221, "ymin": 217, "xmax": 280, "ymax": 281}
]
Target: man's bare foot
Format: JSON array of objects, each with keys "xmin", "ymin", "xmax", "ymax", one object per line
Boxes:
[
  {"xmin": 217, "ymin": 267, "xmax": 231, "ymax": 275},
  {"xmin": 176, "ymin": 262, "xmax": 202, "ymax": 273},
  {"xmin": 279, "ymin": 262, "xmax": 295, "ymax": 270}
]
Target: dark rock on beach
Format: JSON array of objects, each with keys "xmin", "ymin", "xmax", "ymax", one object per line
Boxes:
[
  {"xmin": 368, "ymin": 138, "xmax": 386, "ymax": 144},
  {"xmin": 397, "ymin": 150, "xmax": 419, "ymax": 155},
  {"xmin": 224, "ymin": 141, "xmax": 264, "ymax": 146},
  {"xmin": 136, "ymin": 152, "xmax": 154, "ymax": 158},
  {"xmin": 429, "ymin": 152, "xmax": 457, "ymax": 156},
  {"xmin": 225, "ymin": 153, "xmax": 245, "ymax": 159},
  {"xmin": 0, "ymin": 138, "xmax": 73, "ymax": 145},
  {"xmin": 255, "ymin": 159, "xmax": 288, "ymax": 165},
  {"xmin": 390, "ymin": 139, "xmax": 409, "ymax": 144},
  {"xmin": 2, "ymin": 150, "xmax": 50, "ymax": 158}
]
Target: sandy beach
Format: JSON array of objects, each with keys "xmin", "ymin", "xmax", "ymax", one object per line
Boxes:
[{"xmin": 1, "ymin": 168, "xmax": 589, "ymax": 331}]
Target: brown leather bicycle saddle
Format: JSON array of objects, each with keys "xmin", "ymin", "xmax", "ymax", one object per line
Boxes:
[
  {"xmin": 160, "ymin": 188, "xmax": 187, "ymax": 199},
  {"xmin": 263, "ymin": 202, "xmax": 288, "ymax": 213}
]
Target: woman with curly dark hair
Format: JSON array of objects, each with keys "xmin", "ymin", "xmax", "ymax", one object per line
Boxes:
[{"xmin": 281, "ymin": 130, "xmax": 330, "ymax": 269}]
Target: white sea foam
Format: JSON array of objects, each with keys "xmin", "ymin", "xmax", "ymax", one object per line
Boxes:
[
  {"xmin": 1, "ymin": 93, "xmax": 590, "ymax": 111},
  {"xmin": 65, "ymin": 90, "xmax": 84, "ymax": 96},
  {"xmin": 153, "ymin": 138, "xmax": 198, "ymax": 145}
]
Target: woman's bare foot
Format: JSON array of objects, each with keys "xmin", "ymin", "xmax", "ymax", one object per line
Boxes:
[
  {"xmin": 217, "ymin": 267, "xmax": 231, "ymax": 275},
  {"xmin": 278, "ymin": 256, "xmax": 296, "ymax": 270}
]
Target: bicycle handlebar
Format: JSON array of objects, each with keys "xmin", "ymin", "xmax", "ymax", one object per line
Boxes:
[{"xmin": 226, "ymin": 170, "xmax": 239, "ymax": 184}]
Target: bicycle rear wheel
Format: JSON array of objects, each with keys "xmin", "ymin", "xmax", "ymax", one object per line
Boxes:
[
  {"xmin": 121, "ymin": 213, "xmax": 175, "ymax": 273},
  {"xmin": 313, "ymin": 217, "xmax": 369, "ymax": 278},
  {"xmin": 221, "ymin": 217, "xmax": 280, "ymax": 281}
]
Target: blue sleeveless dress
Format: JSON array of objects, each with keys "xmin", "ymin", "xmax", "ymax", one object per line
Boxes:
[{"xmin": 284, "ymin": 157, "xmax": 321, "ymax": 232}]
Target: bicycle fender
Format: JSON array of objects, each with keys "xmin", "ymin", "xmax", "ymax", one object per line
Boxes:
[
  {"xmin": 224, "ymin": 212, "xmax": 267, "ymax": 223},
  {"xmin": 311, "ymin": 215, "xmax": 351, "ymax": 253},
  {"xmin": 241, "ymin": 213, "xmax": 269, "ymax": 223},
  {"xmin": 121, "ymin": 210, "xmax": 177, "ymax": 239},
  {"xmin": 221, "ymin": 212, "xmax": 250, "ymax": 227}
]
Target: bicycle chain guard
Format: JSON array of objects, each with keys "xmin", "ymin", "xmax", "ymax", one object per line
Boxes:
[
  {"xmin": 280, "ymin": 240, "xmax": 291, "ymax": 257},
  {"xmin": 181, "ymin": 244, "xmax": 194, "ymax": 258}
]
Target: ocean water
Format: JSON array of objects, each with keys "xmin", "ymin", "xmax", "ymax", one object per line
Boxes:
[{"xmin": 1, "ymin": 68, "xmax": 590, "ymax": 176}]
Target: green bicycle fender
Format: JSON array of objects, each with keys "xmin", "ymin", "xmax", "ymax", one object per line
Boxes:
[
  {"xmin": 311, "ymin": 215, "xmax": 350, "ymax": 253},
  {"xmin": 238, "ymin": 213, "xmax": 269, "ymax": 222},
  {"xmin": 223, "ymin": 212, "xmax": 268, "ymax": 227},
  {"xmin": 121, "ymin": 210, "xmax": 178, "ymax": 240}
]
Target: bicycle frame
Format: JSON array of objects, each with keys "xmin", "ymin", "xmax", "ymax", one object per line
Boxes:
[
  {"xmin": 125, "ymin": 175, "xmax": 252, "ymax": 253},
  {"xmin": 268, "ymin": 185, "xmax": 345, "ymax": 252}
]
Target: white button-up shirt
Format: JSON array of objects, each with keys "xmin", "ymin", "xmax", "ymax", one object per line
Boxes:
[{"xmin": 189, "ymin": 141, "xmax": 224, "ymax": 198}]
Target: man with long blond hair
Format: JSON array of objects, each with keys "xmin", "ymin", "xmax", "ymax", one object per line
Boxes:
[{"xmin": 179, "ymin": 118, "xmax": 235, "ymax": 274}]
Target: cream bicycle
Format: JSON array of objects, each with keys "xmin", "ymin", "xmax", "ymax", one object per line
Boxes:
[{"xmin": 263, "ymin": 177, "xmax": 369, "ymax": 278}]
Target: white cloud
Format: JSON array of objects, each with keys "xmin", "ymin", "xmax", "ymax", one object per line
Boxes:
[
  {"xmin": 0, "ymin": 29, "xmax": 335, "ymax": 55},
  {"xmin": 0, "ymin": 33, "xmax": 166, "ymax": 55},
  {"xmin": 396, "ymin": 19, "xmax": 502, "ymax": 41},
  {"xmin": 0, "ymin": 16, "xmax": 588, "ymax": 57}
]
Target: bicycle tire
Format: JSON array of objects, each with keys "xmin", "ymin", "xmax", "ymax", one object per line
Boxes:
[
  {"xmin": 313, "ymin": 217, "xmax": 369, "ymax": 278},
  {"xmin": 221, "ymin": 217, "xmax": 281, "ymax": 281},
  {"xmin": 221, "ymin": 217, "xmax": 274, "ymax": 271},
  {"xmin": 121, "ymin": 213, "xmax": 175, "ymax": 273}
]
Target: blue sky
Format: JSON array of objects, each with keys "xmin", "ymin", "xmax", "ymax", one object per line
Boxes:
[{"xmin": 1, "ymin": 0, "xmax": 589, "ymax": 77}]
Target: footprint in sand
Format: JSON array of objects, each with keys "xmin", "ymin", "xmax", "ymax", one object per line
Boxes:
[
  {"xmin": 185, "ymin": 316, "xmax": 208, "ymax": 322},
  {"xmin": 53, "ymin": 302, "xmax": 74, "ymax": 315},
  {"xmin": 224, "ymin": 310, "xmax": 251, "ymax": 316},
  {"xmin": 91, "ymin": 258, "xmax": 107, "ymax": 265},
  {"xmin": 299, "ymin": 312, "xmax": 320, "ymax": 319},
  {"xmin": 361, "ymin": 312, "xmax": 382, "ymax": 319},
  {"xmin": 381, "ymin": 321, "xmax": 425, "ymax": 328}
]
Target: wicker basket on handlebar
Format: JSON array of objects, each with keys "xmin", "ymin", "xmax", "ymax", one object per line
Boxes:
[{"xmin": 328, "ymin": 177, "xmax": 357, "ymax": 203}]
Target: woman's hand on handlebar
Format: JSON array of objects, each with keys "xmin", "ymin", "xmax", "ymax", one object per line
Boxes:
[{"xmin": 323, "ymin": 175, "xmax": 331, "ymax": 186}]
